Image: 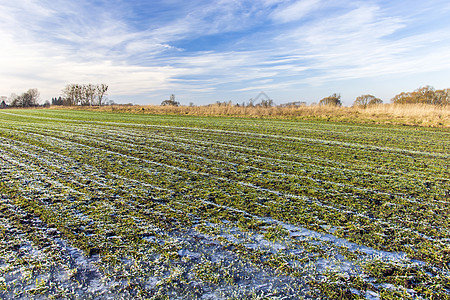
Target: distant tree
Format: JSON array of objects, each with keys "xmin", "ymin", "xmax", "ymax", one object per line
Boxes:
[
  {"xmin": 161, "ymin": 94, "xmax": 179, "ymax": 106},
  {"xmin": 52, "ymin": 96, "xmax": 64, "ymax": 105},
  {"xmin": 78, "ymin": 85, "xmax": 88, "ymax": 106},
  {"xmin": 62, "ymin": 83, "xmax": 108, "ymax": 106},
  {"xmin": 319, "ymin": 93, "xmax": 342, "ymax": 106},
  {"xmin": 11, "ymin": 89, "xmax": 40, "ymax": 107},
  {"xmin": 260, "ymin": 99, "xmax": 274, "ymax": 107},
  {"xmin": 81, "ymin": 84, "xmax": 96, "ymax": 106},
  {"xmin": 391, "ymin": 91, "xmax": 412, "ymax": 104},
  {"xmin": 96, "ymin": 84, "xmax": 108, "ymax": 106},
  {"xmin": 0, "ymin": 96, "xmax": 7, "ymax": 109},
  {"xmin": 353, "ymin": 94, "xmax": 382, "ymax": 108},
  {"xmin": 0, "ymin": 96, "xmax": 7, "ymax": 108},
  {"xmin": 9, "ymin": 93, "xmax": 18, "ymax": 105},
  {"xmin": 415, "ymin": 86, "xmax": 436, "ymax": 104},
  {"xmin": 11, "ymin": 94, "xmax": 22, "ymax": 107},
  {"xmin": 67, "ymin": 84, "xmax": 83, "ymax": 106},
  {"xmin": 434, "ymin": 88, "xmax": 450, "ymax": 105},
  {"xmin": 391, "ymin": 86, "xmax": 449, "ymax": 105},
  {"xmin": 214, "ymin": 100, "xmax": 233, "ymax": 107},
  {"xmin": 62, "ymin": 84, "xmax": 76, "ymax": 106}
]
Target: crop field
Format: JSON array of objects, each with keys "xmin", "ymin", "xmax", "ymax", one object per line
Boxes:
[{"xmin": 0, "ymin": 109, "xmax": 449, "ymax": 299}]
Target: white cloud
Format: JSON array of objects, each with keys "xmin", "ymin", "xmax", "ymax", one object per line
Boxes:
[{"xmin": 271, "ymin": 0, "xmax": 321, "ymax": 23}]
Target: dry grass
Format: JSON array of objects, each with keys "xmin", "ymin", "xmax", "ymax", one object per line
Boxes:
[{"xmin": 51, "ymin": 103, "xmax": 450, "ymax": 128}]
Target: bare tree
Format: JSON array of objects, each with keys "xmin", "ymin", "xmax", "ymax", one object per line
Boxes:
[
  {"xmin": 82, "ymin": 84, "xmax": 96, "ymax": 106},
  {"xmin": 62, "ymin": 83, "xmax": 108, "ymax": 106},
  {"xmin": 415, "ymin": 86, "xmax": 436, "ymax": 104},
  {"xmin": 11, "ymin": 89, "xmax": 40, "ymax": 107},
  {"xmin": 353, "ymin": 94, "xmax": 382, "ymax": 108},
  {"xmin": 435, "ymin": 88, "xmax": 450, "ymax": 105},
  {"xmin": 260, "ymin": 99, "xmax": 274, "ymax": 107},
  {"xmin": 161, "ymin": 94, "xmax": 179, "ymax": 106},
  {"xmin": 391, "ymin": 91, "xmax": 412, "ymax": 104},
  {"xmin": 319, "ymin": 93, "xmax": 342, "ymax": 106},
  {"xmin": 391, "ymin": 86, "xmax": 449, "ymax": 105},
  {"xmin": 9, "ymin": 93, "xmax": 18, "ymax": 105},
  {"xmin": 75, "ymin": 84, "xmax": 84, "ymax": 105},
  {"xmin": 96, "ymin": 84, "xmax": 108, "ymax": 106},
  {"xmin": 62, "ymin": 84, "xmax": 76, "ymax": 106}
]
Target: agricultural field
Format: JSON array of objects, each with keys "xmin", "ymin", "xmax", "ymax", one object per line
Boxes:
[{"xmin": 0, "ymin": 109, "xmax": 449, "ymax": 299}]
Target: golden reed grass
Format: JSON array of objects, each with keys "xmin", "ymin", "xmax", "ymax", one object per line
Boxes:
[{"xmin": 52, "ymin": 103, "xmax": 450, "ymax": 128}]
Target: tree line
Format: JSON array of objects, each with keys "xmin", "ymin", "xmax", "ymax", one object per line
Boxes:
[
  {"xmin": 58, "ymin": 84, "xmax": 108, "ymax": 106},
  {"xmin": 317, "ymin": 86, "xmax": 449, "ymax": 107},
  {"xmin": 1, "ymin": 85, "xmax": 448, "ymax": 109},
  {"xmin": 390, "ymin": 86, "xmax": 450, "ymax": 105},
  {"xmin": 1, "ymin": 84, "xmax": 108, "ymax": 108},
  {"xmin": 317, "ymin": 93, "xmax": 382, "ymax": 107},
  {"xmin": 1, "ymin": 89, "xmax": 41, "ymax": 108},
  {"xmin": 160, "ymin": 88, "xmax": 449, "ymax": 108}
]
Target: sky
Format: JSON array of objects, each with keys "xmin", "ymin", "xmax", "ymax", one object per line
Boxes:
[{"xmin": 1, "ymin": 0, "xmax": 450, "ymax": 106}]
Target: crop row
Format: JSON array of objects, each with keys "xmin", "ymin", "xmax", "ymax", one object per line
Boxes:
[{"xmin": 0, "ymin": 110, "xmax": 449, "ymax": 299}]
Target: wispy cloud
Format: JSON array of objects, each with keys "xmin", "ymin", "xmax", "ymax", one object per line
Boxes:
[
  {"xmin": 271, "ymin": 0, "xmax": 321, "ymax": 23},
  {"xmin": 1, "ymin": 0, "xmax": 449, "ymax": 104}
]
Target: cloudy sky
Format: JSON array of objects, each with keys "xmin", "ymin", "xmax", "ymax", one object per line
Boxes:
[{"xmin": 1, "ymin": 0, "xmax": 450, "ymax": 105}]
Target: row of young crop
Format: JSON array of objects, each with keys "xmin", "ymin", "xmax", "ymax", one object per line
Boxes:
[
  {"xmin": 0, "ymin": 110, "xmax": 449, "ymax": 299},
  {"xmin": 1, "ymin": 118, "xmax": 448, "ymax": 262},
  {"xmin": 1, "ymin": 119, "xmax": 448, "ymax": 243},
  {"xmin": 2, "ymin": 109, "xmax": 449, "ymax": 154},
  {"xmin": 2, "ymin": 119, "xmax": 448, "ymax": 200},
  {"xmin": 0, "ymin": 133, "xmax": 318, "ymax": 299},
  {"xmin": 1, "ymin": 121, "xmax": 447, "ymax": 243}
]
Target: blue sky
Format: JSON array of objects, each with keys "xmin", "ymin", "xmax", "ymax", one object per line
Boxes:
[{"xmin": 1, "ymin": 0, "xmax": 450, "ymax": 106}]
